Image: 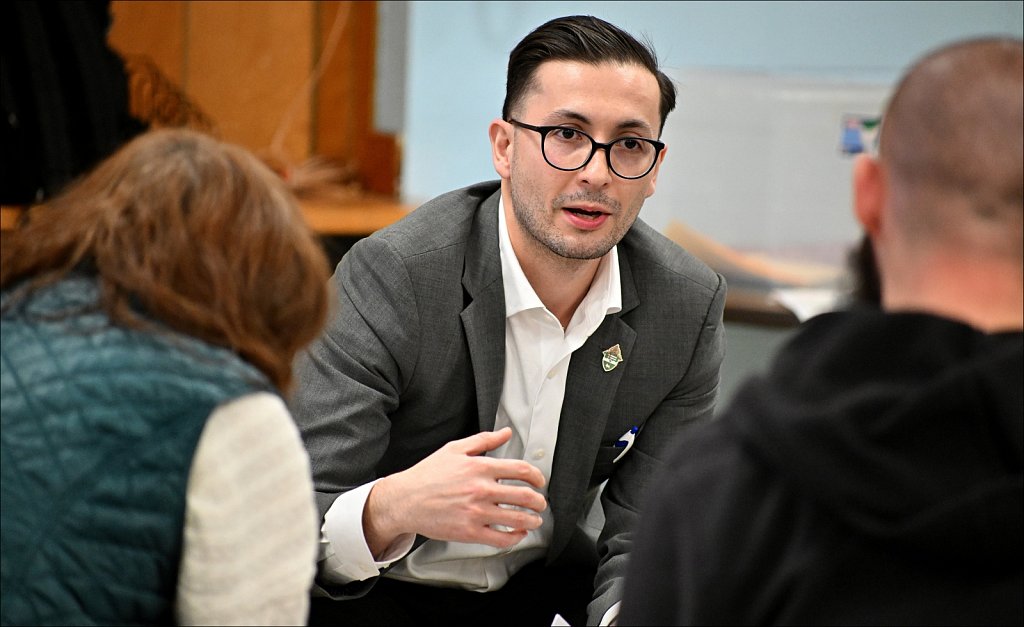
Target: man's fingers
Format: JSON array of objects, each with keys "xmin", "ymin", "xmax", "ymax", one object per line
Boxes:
[
  {"xmin": 492, "ymin": 458, "xmax": 546, "ymax": 489},
  {"xmin": 492, "ymin": 482, "xmax": 547, "ymax": 513},
  {"xmin": 492, "ymin": 504, "xmax": 545, "ymax": 530},
  {"xmin": 474, "ymin": 527, "xmax": 529, "ymax": 549},
  {"xmin": 475, "ymin": 504, "xmax": 544, "ymax": 546},
  {"xmin": 448, "ymin": 430, "xmax": 547, "ymax": 489},
  {"xmin": 455, "ymin": 427, "xmax": 514, "ymax": 456}
]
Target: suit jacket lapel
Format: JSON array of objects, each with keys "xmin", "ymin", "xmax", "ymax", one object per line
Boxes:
[
  {"xmin": 459, "ymin": 193, "xmax": 644, "ymax": 552},
  {"xmin": 548, "ymin": 246, "xmax": 640, "ymax": 555},
  {"xmin": 460, "ymin": 189, "xmax": 505, "ymax": 433}
]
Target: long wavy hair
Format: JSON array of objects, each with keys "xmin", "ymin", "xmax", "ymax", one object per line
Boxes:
[{"xmin": 1, "ymin": 128, "xmax": 331, "ymax": 392}]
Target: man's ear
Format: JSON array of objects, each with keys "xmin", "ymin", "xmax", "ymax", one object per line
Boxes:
[
  {"xmin": 489, "ymin": 119, "xmax": 512, "ymax": 179},
  {"xmin": 853, "ymin": 153, "xmax": 885, "ymax": 236}
]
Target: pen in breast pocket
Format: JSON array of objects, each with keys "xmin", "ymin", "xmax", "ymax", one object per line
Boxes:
[{"xmin": 612, "ymin": 425, "xmax": 639, "ymax": 463}]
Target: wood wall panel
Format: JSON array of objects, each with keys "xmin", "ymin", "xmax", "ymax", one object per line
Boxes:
[
  {"xmin": 108, "ymin": 1, "xmax": 186, "ymax": 85},
  {"xmin": 316, "ymin": 2, "xmax": 398, "ymax": 195},
  {"xmin": 105, "ymin": 1, "xmax": 395, "ymax": 195},
  {"xmin": 187, "ymin": 1, "xmax": 314, "ymax": 163},
  {"xmin": 315, "ymin": 1, "xmax": 375, "ymax": 162}
]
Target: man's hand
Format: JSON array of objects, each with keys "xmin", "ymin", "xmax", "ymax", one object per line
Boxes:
[{"xmin": 363, "ymin": 427, "xmax": 547, "ymax": 556}]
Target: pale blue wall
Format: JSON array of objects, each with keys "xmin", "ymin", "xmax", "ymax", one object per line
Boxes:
[
  {"xmin": 398, "ymin": 0, "xmax": 1023, "ymax": 205},
  {"xmin": 386, "ymin": 0, "xmax": 1022, "ymax": 407}
]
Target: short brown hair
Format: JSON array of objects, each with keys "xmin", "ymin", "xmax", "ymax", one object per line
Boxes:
[{"xmin": 1, "ymin": 128, "xmax": 330, "ymax": 392}]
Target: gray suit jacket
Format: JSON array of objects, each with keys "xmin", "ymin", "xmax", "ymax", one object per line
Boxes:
[{"xmin": 291, "ymin": 181, "xmax": 726, "ymax": 624}]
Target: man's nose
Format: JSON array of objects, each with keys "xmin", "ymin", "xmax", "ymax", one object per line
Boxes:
[{"xmin": 577, "ymin": 146, "xmax": 613, "ymax": 187}]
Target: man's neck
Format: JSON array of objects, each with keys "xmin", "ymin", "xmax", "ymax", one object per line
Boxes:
[
  {"xmin": 882, "ymin": 252, "xmax": 1023, "ymax": 332},
  {"xmin": 517, "ymin": 244, "xmax": 601, "ymax": 329},
  {"xmin": 500, "ymin": 188, "xmax": 606, "ymax": 328}
]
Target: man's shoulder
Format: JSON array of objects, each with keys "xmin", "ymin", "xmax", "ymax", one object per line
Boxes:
[
  {"xmin": 620, "ymin": 220, "xmax": 723, "ymax": 295},
  {"xmin": 370, "ymin": 181, "xmax": 500, "ymax": 256}
]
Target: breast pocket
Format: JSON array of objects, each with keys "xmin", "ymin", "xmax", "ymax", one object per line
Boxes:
[{"xmin": 589, "ymin": 444, "xmax": 622, "ymax": 488}]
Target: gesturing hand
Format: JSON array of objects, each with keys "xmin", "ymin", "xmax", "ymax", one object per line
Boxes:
[{"xmin": 363, "ymin": 427, "xmax": 548, "ymax": 555}]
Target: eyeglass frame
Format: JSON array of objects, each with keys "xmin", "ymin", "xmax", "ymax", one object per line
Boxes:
[{"xmin": 506, "ymin": 118, "xmax": 665, "ymax": 180}]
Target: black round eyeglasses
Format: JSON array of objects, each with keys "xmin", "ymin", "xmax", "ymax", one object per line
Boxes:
[{"xmin": 507, "ymin": 119, "xmax": 664, "ymax": 180}]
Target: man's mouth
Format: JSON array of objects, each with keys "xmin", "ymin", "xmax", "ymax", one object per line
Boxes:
[
  {"xmin": 563, "ymin": 206, "xmax": 607, "ymax": 220},
  {"xmin": 561, "ymin": 205, "xmax": 611, "ymax": 230}
]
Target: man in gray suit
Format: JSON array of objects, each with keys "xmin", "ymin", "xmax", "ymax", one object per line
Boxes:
[{"xmin": 292, "ymin": 15, "xmax": 726, "ymax": 626}]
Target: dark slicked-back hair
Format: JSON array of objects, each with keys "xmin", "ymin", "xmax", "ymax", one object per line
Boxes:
[{"xmin": 502, "ymin": 15, "xmax": 676, "ymax": 135}]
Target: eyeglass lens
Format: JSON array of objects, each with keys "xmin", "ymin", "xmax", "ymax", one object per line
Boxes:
[{"xmin": 543, "ymin": 128, "xmax": 657, "ymax": 178}]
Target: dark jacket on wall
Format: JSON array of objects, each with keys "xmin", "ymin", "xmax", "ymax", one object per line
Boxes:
[{"xmin": 1, "ymin": 1, "xmax": 144, "ymax": 204}]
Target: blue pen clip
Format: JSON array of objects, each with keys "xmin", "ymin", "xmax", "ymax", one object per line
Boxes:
[{"xmin": 612, "ymin": 425, "xmax": 639, "ymax": 463}]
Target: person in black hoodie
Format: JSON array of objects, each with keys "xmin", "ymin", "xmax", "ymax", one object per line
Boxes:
[{"xmin": 620, "ymin": 37, "xmax": 1023, "ymax": 626}]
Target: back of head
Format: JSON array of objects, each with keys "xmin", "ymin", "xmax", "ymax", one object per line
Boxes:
[
  {"xmin": 879, "ymin": 38, "xmax": 1023, "ymax": 256},
  {"xmin": 502, "ymin": 15, "xmax": 676, "ymax": 133},
  {"xmin": 0, "ymin": 128, "xmax": 330, "ymax": 391}
]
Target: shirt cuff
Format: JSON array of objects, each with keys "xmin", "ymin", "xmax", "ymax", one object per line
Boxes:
[{"xmin": 319, "ymin": 480, "xmax": 416, "ymax": 584}]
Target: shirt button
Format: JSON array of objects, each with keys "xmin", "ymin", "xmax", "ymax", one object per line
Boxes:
[
  {"xmin": 546, "ymin": 370, "xmax": 556, "ymax": 379},
  {"xmin": 532, "ymin": 448, "xmax": 546, "ymax": 460}
]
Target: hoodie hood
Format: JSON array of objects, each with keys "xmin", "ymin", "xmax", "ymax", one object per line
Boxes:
[{"xmin": 727, "ymin": 307, "xmax": 1022, "ymax": 567}]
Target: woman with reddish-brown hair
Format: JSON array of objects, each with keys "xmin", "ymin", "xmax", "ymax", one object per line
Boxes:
[{"xmin": 1, "ymin": 128, "xmax": 331, "ymax": 625}]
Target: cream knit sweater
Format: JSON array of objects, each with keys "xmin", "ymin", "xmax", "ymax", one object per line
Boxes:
[{"xmin": 175, "ymin": 392, "xmax": 317, "ymax": 625}]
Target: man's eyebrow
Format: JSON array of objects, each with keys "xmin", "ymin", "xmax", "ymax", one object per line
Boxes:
[
  {"xmin": 546, "ymin": 109, "xmax": 591, "ymax": 125},
  {"xmin": 546, "ymin": 109, "xmax": 655, "ymax": 136}
]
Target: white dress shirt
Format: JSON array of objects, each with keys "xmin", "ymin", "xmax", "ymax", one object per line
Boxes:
[{"xmin": 319, "ymin": 197, "xmax": 621, "ymax": 596}]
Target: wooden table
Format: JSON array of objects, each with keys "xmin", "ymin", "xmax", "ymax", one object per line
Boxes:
[
  {"xmin": 1, "ymin": 197, "xmax": 411, "ymax": 237},
  {"xmin": 5, "ymin": 201, "xmax": 803, "ymax": 327},
  {"xmin": 723, "ymin": 287, "xmax": 800, "ymax": 327},
  {"xmin": 298, "ymin": 196, "xmax": 409, "ymax": 236},
  {"xmin": 1, "ymin": 206, "xmax": 24, "ymax": 231}
]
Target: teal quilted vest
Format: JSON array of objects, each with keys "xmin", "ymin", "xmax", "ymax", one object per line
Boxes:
[{"xmin": 1, "ymin": 277, "xmax": 269, "ymax": 626}]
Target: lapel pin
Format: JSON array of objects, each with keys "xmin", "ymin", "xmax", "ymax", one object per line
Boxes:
[{"xmin": 601, "ymin": 344, "xmax": 624, "ymax": 372}]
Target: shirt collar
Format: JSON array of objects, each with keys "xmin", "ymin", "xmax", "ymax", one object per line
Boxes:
[{"xmin": 498, "ymin": 195, "xmax": 622, "ymax": 323}]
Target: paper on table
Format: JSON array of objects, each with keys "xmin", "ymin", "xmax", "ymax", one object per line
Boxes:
[
  {"xmin": 663, "ymin": 221, "xmax": 844, "ymax": 290},
  {"xmin": 771, "ymin": 287, "xmax": 844, "ymax": 322}
]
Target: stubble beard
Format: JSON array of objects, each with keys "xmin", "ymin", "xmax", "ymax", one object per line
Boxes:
[{"xmin": 508, "ymin": 160, "xmax": 637, "ymax": 261}]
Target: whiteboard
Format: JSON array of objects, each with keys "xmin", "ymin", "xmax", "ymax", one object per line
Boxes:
[{"xmin": 643, "ymin": 69, "xmax": 892, "ymax": 266}]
